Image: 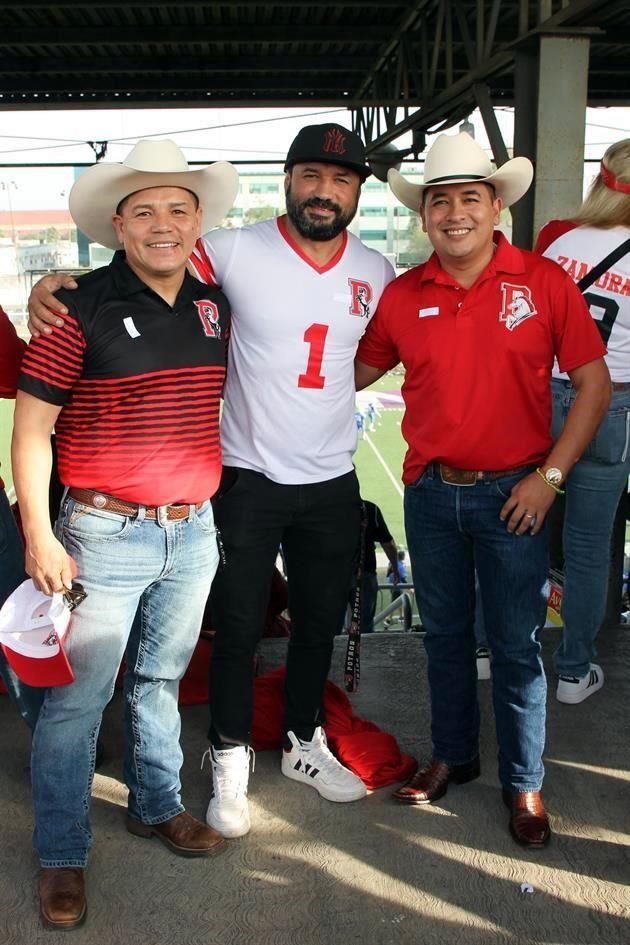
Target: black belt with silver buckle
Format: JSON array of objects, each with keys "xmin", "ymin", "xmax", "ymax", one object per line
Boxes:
[{"xmin": 426, "ymin": 462, "xmax": 531, "ymax": 486}]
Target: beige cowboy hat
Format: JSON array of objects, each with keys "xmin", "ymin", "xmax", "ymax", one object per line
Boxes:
[
  {"xmin": 69, "ymin": 139, "xmax": 239, "ymax": 249},
  {"xmin": 388, "ymin": 132, "xmax": 533, "ymax": 211}
]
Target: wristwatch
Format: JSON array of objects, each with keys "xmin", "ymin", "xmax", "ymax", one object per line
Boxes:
[{"xmin": 541, "ymin": 466, "xmax": 564, "ymax": 487}]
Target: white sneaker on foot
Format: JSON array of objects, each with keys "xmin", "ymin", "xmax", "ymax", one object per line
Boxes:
[
  {"xmin": 556, "ymin": 664, "xmax": 604, "ymax": 704},
  {"xmin": 202, "ymin": 745, "xmax": 254, "ymax": 838},
  {"xmin": 281, "ymin": 727, "xmax": 367, "ymax": 803},
  {"xmin": 476, "ymin": 646, "xmax": 491, "ymax": 681}
]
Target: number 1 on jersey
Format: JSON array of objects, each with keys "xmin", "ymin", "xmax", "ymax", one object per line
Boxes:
[{"xmin": 298, "ymin": 323, "xmax": 329, "ymax": 389}]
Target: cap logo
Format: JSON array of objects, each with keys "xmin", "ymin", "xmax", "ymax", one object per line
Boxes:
[{"xmin": 323, "ymin": 128, "xmax": 347, "ymax": 157}]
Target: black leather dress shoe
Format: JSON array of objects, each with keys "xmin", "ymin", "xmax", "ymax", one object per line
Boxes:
[
  {"xmin": 502, "ymin": 789, "xmax": 551, "ymax": 848},
  {"xmin": 392, "ymin": 757, "xmax": 481, "ymax": 804}
]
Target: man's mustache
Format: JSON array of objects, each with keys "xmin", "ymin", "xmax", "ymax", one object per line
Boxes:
[{"xmin": 303, "ymin": 198, "xmax": 342, "ymax": 213}]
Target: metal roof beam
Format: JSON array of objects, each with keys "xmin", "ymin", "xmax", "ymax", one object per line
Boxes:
[
  {"xmin": 357, "ymin": 0, "xmax": 617, "ymax": 153},
  {"xmin": 3, "ymin": 0, "xmax": 404, "ymax": 7},
  {"xmin": 0, "ymin": 26, "xmax": 388, "ymax": 45},
  {"xmin": 0, "ymin": 57, "xmax": 368, "ymax": 75}
]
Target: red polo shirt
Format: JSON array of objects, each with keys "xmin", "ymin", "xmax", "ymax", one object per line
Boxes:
[{"xmin": 357, "ymin": 233, "xmax": 606, "ymax": 485}]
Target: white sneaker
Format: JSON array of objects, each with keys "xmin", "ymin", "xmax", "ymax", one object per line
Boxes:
[
  {"xmin": 202, "ymin": 745, "xmax": 254, "ymax": 838},
  {"xmin": 281, "ymin": 727, "xmax": 367, "ymax": 803},
  {"xmin": 476, "ymin": 646, "xmax": 491, "ymax": 681},
  {"xmin": 556, "ymin": 664, "xmax": 604, "ymax": 705}
]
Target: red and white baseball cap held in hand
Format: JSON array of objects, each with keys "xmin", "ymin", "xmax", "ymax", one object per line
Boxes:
[{"xmin": 0, "ymin": 579, "xmax": 84, "ymax": 687}]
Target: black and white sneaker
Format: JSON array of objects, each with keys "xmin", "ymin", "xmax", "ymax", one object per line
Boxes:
[
  {"xmin": 556, "ymin": 663, "xmax": 604, "ymax": 704},
  {"xmin": 281, "ymin": 727, "xmax": 367, "ymax": 802}
]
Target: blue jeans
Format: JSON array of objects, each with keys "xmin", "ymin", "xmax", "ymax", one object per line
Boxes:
[
  {"xmin": 473, "ymin": 574, "xmax": 487, "ymax": 649},
  {"xmin": 0, "ymin": 488, "xmax": 44, "ymax": 730},
  {"xmin": 551, "ymin": 378, "xmax": 630, "ymax": 678},
  {"xmin": 404, "ymin": 466, "xmax": 548, "ymax": 792},
  {"xmin": 31, "ymin": 495, "xmax": 218, "ymax": 868}
]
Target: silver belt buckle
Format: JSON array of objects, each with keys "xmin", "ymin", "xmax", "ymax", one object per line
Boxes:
[{"xmin": 157, "ymin": 505, "xmax": 169, "ymax": 526}]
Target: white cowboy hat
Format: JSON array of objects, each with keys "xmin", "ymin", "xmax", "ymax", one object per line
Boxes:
[
  {"xmin": 388, "ymin": 132, "xmax": 533, "ymax": 211},
  {"xmin": 69, "ymin": 139, "xmax": 239, "ymax": 249}
]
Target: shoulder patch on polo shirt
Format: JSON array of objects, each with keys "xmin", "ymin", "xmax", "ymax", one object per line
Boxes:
[
  {"xmin": 123, "ymin": 316, "xmax": 141, "ymax": 338},
  {"xmin": 499, "ymin": 283, "xmax": 538, "ymax": 331},
  {"xmin": 418, "ymin": 306, "xmax": 439, "ymax": 319}
]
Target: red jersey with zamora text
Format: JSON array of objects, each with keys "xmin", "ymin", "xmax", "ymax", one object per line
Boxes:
[{"xmin": 19, "ymin": 253, "xmax": 230, "ymax": 505}]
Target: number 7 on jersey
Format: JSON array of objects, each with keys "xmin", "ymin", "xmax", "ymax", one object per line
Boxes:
[{"xmin": 298, "ymin": 323, "xmax": 329, "ymax": 389}]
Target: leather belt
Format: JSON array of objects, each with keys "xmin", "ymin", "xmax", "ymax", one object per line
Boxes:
[
  {"xmin": 426, "ymin": 462, "xmax": 532, "ymax": 486},
  {"xmin": 68, "ymin": 488, "xmax": 206, "ymax": 521}
]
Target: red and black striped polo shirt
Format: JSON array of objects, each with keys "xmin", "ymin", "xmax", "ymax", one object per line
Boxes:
[{"xmin": 19, "ymin": 252, "xmax": 230, "ymax": 505}]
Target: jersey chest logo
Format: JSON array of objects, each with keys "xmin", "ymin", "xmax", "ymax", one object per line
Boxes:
[
  {"xmin": 194, "ymin": 300, "xmax": 221, "ymax": 339},
  {"xmin": 499, "ymin": 283, "xmax": 538, "ymax": 331},
  {"xmin": 348, "ymin": 278, "xmax": 373, "ymax": 318}
]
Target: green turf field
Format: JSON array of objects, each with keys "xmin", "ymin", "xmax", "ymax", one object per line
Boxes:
[{"xmin": 354, "ymin": 372, "xmax": 407, "ymax": 548}]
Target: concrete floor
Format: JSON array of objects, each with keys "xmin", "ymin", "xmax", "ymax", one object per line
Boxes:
[{"xmin": 0, "ymin": 628, "xmax": 628, "ymax": 945}]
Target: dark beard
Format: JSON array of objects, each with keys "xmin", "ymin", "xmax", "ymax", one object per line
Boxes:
[{"xmin": 285, "ymin": 187, "xmax": 357, "ymax": 241}]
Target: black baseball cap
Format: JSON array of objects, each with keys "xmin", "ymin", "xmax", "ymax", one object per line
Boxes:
[{"xmin": 284, "ymin": 123, "xmax": 372, "ymax": 181}]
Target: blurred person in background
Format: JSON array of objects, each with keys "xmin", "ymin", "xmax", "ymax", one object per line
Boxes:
[{"xmin": 536, "ymin": 139, "xmax": 630, "ymax": 704}]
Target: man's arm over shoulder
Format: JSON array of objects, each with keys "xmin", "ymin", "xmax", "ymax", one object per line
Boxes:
[{"xmin": 27, "ymin": 273, "xmax": 79, "ymax": 337}]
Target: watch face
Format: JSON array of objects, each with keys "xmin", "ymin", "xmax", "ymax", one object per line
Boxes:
[{"xmin": 546, "ymin": 467, "xmax": 563, "ymax": 485}]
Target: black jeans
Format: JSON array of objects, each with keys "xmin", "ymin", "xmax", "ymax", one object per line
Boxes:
[{"xmin": 208, "ymin": 467, "xmax": 361, "ymax": 744}]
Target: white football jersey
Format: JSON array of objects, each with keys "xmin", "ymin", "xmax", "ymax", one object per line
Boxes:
[
  {"xmin": 191, "ymin": 217, "xmax": 395, "ymax": 483},
  {"xmin": 538, "ymin": 221, "xmax": 630, "ymax": 381}
]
